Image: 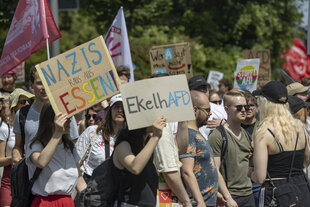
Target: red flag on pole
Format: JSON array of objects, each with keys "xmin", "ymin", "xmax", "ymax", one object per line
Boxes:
[{"xmin": 0, "ymin": 0, "xmax": 61, "ymax": 77}]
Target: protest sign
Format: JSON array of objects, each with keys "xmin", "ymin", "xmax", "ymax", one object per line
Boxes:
[
  {"xmin": 243, "ymin": 49, "xmax": 270, "ymax": 89},
  {"xmin": 157, "ymin": 174, "xmax": 182, "ymax": 207},
  {"xmin": 234, "ymin": 59, "xmax": 260, "ymax": 92},
  {"xmin": 149, "ymin": 43, "xmax": 193, "ymax": 79},
  {"xmin": 14, "ymin": 62, "xmax": 25, "ymax": 83},
  {"xmin": 36, "ymin": 36, "xmax": 120, "ymax": 117},
  {"xmin": 206, "ymin": 70, "xmax": 224, "ymax": 91},
  {"xmin": 120, "ymin": 75, "xmax": 195, "ymax": 130}
]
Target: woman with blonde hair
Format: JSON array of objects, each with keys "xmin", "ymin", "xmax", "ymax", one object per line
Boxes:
[{"xmin": 249, "ymin": 81, "xmax": 310, "ymax": 206}]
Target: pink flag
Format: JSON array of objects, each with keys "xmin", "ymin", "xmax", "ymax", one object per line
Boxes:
[
  {"xmin": 0, "ymin": 0, "xmax": 61, "ymax": 77},
  {"xmin": 105, "ymin": 7, "xmax": 134, "ymax": 82}
]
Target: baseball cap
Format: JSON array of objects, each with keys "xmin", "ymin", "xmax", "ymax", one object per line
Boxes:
[
  {"xmin": 288, "ymin": 96, "xmax": 310, "ymax": 114},
  {"xmin": 109, "ymin": 94, "xmax": 122, "ymax": 107},
  {"xmin": 286, "ymin": 82, "xmax": 309, "ymax": 96},
  {"xmin": 256, "ymin": 81, "xmax": 288, "ymax": 104},
  {"xmin": 188, "ymin": 76, "xmax": 208, "ymax": 90},
  {"xmin": 9, "ymin": 88, "xmax": 35, "ymax": 110}
]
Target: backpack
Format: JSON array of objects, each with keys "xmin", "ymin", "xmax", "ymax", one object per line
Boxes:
[
  {"xmin": 79, "ymin": 142, "xmax": 121, "ymax": 207},
  {"xmin": 10, "ymin": 105, "xmax": 42, "ymax": 207}
]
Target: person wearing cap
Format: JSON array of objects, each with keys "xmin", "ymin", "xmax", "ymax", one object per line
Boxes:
[
  {"xmin": 288, "ymin": 96, "xmax": 310, "ymax": 123},
  {"xmin": 286, "ymin": 82, "xmax": 309, "ymax": 102},
  {"xmin": 75, "ymin": 94, "xmax": 125, "ymax": 182},
  {"xmin": 249, "ymin": 81, "xmax": 310, "ymax": 206},
  {"xmin": 188, "ymin": 76, "xmax": 227, "ymax": 138},
  {"xmin": 12, "ymin": 67, "xmax": 79, "ymax": 163},
  {"xmin": 0, "ymin": 70, "xmax": 16, "ymax": 95}
]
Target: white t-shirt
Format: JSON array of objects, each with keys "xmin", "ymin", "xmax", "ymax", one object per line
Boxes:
[
  {"xmin": 26, "ymin": 141, "xmax": 80, "ymax": 196},
  {"xmin": 199, "ymin": 102, "xmax": 227, "ymax": 139},
  {"xmin": 0, "ymin": 118, "xmax": 15, "ymax": 157},
  {"xmin": 75, "ymin": 125, "xmax": 115, "ymax": 176}
]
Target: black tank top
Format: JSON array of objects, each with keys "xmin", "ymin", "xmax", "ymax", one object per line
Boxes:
[{"xmin": 267, "ymin": 129, "xmax": 305, "ymax": 178}]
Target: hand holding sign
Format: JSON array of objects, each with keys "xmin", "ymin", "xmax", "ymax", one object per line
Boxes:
[{"xmin": 151, "ymin": 115, "xmax": 167, "ymax": 138}]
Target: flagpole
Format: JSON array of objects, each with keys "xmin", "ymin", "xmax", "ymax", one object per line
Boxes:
[{"xmin": 42, "ymin": 0, "xmax": 50, "ymax": 60}]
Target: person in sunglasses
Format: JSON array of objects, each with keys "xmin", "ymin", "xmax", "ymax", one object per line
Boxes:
[
  {"xmin": 208, "ymin": 89, "xmax": 255, "ymax": 207},
  {"xmin": 77, "ymin": 105, "xmax": 102, "ymax": 135},
  {"xmin": 180, "ymin": 90, "xmax": 218, "ymax": 207}
]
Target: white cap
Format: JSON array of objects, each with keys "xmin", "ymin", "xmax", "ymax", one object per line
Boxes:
[{"xmin": 110, "ymin": 94, "xmax": 122, "ymax": 107}]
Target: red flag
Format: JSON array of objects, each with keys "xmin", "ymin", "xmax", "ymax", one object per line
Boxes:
[
  {"xmin": 283, "ymin": 39, "xmax": 310, "ymax": 82},
  {"xmin": 0, "ymin": 0, "xmax": 61, "ymax": 77}
]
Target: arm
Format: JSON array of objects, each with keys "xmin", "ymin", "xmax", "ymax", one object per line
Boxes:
[
  {"xmin": 0, "ymin": 140, "xmax": 12, "ymax": 167},
  {"xmin": 303, "ymin": 129, "xmax": 310, "ymax": 168},
  {"xmin": 207, "ymin": 118, "xmax": 222, "ymax": 131},
  {"xmin": 214, "ymin": 157, "xmax": 238, "ymax": 207},
  {"xmin": 162, "ymin": 171, "xmax": 192, "ymax": 207},
  {"xmin": 180, "ymin": 157, "xmax": 205, "ymax": 207},
  {"xmin": 30, "ymin": 113, "xmax": 68, "ymax": 168},
  {"xmin": 115, "ymin": 116, "xmax": 166, "ymax": 175},
  {"xmin": 175, "ymin": 121, "xmax": 188, "ymax": 155},
  {"xmin": 12, "ymin": 134, "xmax": 23, "ymax": 163},
  {"xmin": 75, "ymin": 163, "xmax": 87, "ymax": 194},
  {"xmin": 250, "ymin": 130, "xmax": 268, "ymax": 185}
]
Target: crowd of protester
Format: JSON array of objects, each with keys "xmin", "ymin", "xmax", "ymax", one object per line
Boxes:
[{"xmin": 0, "ymin": 65, "xmax": 309, "ymax": 207}]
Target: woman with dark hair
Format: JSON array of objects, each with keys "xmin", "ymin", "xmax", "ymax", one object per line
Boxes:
[
  {"xmin": 75, "ymin": 94, "xmax": 125, "ymax": 181},
  {"xmin": 26, "ymin": 103, "xmax": 86, "ymax": 207},
  {"xmin": 113, "ymin": 116, "xmax": 166, "ymax": 207},
  {"xmin": 249, "ymin": 81, "xmax": 310, "ymax": 206}
]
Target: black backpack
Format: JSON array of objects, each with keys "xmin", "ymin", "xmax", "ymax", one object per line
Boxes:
[
  {"xmin": 10, "ymin": 105, "xmax": 42, "ymax": 207},
  {"xmin": 79, "ymin": 143, "xmax": 121, "ymax": 207}
]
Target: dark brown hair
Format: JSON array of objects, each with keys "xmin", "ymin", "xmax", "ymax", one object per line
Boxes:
[
  {"xmin": 116, "ymin": 65, "xmax": 131, "ymax": 80},
  {"xmin": 30, "ymin": 103, "xmax": 74, "ymax": 152}
]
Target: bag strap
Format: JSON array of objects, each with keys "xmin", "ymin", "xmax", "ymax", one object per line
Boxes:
[
  {"xmin": 288, "ymin": 133, "xmax": 299, "ymax": 181},
  {"xmin": 19, "ymin": 105, "xmax": 31, "ymax": 154},
  {"xmin": 105, "ymin": 139, "xmax": 110, "ymax": 159},
  {"xmin": 29, "ymin": 167, "xmax": 42, "ymax": 185},
  {"xmin": 80, "ymin": 131, "xmax": 97, "ymax": 175},
  {"xmin": 4, "ymin": 122, "xmax": 10, "ymax": 157}
]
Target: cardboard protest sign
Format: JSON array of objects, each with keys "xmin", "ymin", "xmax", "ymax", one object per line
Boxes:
[
  {"xmin": 206, "ymin": 70, "xmax": 224, "ymax": 91},
  {"xmin": 149, "ymin": 43, "xmax": 193, "ymax": 79},
  {"xmin": 14, "ymin": 62, "xmax": 25, "ymax": 83},
  {"xmin": 36, "ymin": 36, "xmax": 120, "ymax": 116},
  {"xmin": 234, "ymin": 59, "xmax": 260, "ymax": 92},
  {"xmin": 157, "ymin": 174, "xmax": 182, "ymax": 207},
  {"xmin": 243, "ymin": 49, "xmax": 270, "ymax": 89},
  {"xmin": 120, "ymin": 75, "xmax": 195, "ymax": 130}
]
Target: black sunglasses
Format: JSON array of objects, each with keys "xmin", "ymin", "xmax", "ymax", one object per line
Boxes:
[
  {"xmin": 211, "ymin": 100, "xmax": 222, "ymax": 105},
  {"xmin": 86, "ymin": 114, "xmax": 97, "ymax": 120},
  {"xmin": 231, "ymin": 105, "xmax": 250, "ymax": 111},
  {"xmin": 197, "ymin": 106, "xmax": 211, "ymax": 113},
  {"xmin": 19, "ymin": 99, "xmax": 32, "ymax": 105}
]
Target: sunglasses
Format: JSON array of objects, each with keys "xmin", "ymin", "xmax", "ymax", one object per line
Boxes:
[
  {"xmin": 197, "ymin": 106, "xmax": 211, "ymax": 113},
  {"xmin": 211, "ymin": 100, "xmax": 222, "ymax": 105},
  {"xmin": 19, "ymin": 99, "xmax": 32, "ymax": 105},
  {"xmin": 86, "ymin": 114, "xmax": 96, "ymax": 120},
  {"xmin": 231, "ymin": 105, "xmax": 250, "ymax": 111}
]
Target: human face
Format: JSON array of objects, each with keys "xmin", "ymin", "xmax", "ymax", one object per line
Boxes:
[
  {"xmin": 296, "ymin": 91, "xmax": 308, "ymax": 102},
  {"xmin": 195, "ymin": 96, "xmax": 212, "ymax": 128},
  {"xmin": 86, "ymin": 109, "xmax": 97, "ymax": 126},
  {"xmin": 1, "ymin": 74, "xmax": 15, "ymax": 92},
  {"xmin": 246, "ymin": 100, "xmax": 257, "ymax": 119},
  {"xmin": 225, "ymin": 96, "xmax": 247, "ymax": 122},
  {"xmin": 218, "ymin": 83, "xmax": 227, "ymax": 94},
  {"xmin": 30, "ymin": 72, "xmax": 48, "ymax": 103},
  {"xmin": 16, "ymin": 95, "xmax": 32, "ymax": 111},
  {"xmin": 210, "ymin": 93, "xmax": 222, "ymax": 105},
  {"xmin": 119, "ymin": 75, "xmax": 129, "ymax": 84},
  {"xmin": 111, "ymin": 102, "xmax": 124, "ymax": 124}
]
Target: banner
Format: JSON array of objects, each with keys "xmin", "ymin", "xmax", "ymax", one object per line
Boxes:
[
  {"xmin": 149, "ymin": 43, "xmax": 193, "ymax": 79},
  {"xmin": 243, "ymin": 49, "xmax": 270, "ymax": 89},
  {"xmin": 233, "ymin": 59, "xmax": 260, "ymax": 92},
  {"xmin": 0, "ymin": 0, "xmax": 61, "ymax": 77},
  {"xmin": 36, "ymin": 36, "xmax": 120, "ymax": 116},
  {"xmin": 120, "ymin": 75, "xmax": 195, "ymax": 130},
  {"xmin": 206, "ymin": 70, "xmax": 224, "ymax": 91},
  {"xmin": 105, "ymin": 7, "xmax": 134, "ymax": 82}
]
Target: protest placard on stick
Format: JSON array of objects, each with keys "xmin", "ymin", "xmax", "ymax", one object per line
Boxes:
[
  {"xmin": 207, "ymin": 70, "xmax": 224, "ymax": 91},
  {"xmin": 36, "ymin": 36, "xmax": 120, "ymax": 116},
  {"xmin": 234, "ymin": 59, "xmax": 260, "ymax": 92},
  {"xmin": 149, "ymin": 43, "xmax": 193, "ymax": 79},
  {"xmin": 120, "ymin": 75, "xmax": 195, "ymax": 130},
  {"xmin": 243, "ymin": 49, "xmax": 270, "ymax": 89}
]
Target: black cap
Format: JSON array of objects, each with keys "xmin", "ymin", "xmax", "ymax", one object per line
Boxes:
[
  {"xmin": 288, "ymin": 96, "xmax": 310, "ymax": 114},
  {"xmin": 257, "ymin": 81, "xmax": 288, "ymax": 104},
  {"xmin": 188, "ymin": 76, "xmax": 208, "ymax": 90}
]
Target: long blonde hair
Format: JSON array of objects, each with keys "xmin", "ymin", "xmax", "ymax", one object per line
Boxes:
[{"xmin": 257, "ymin": 96, "xmax": 304, "ymax": 144}]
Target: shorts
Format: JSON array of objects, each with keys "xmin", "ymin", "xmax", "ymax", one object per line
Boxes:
[
  {"xmin": 31, "ymin": 195, "xmax": 74, "ymax": 207},
  {"xmin": 0, "ymin": 165, "xmax": 11, "ymax": 206}
]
